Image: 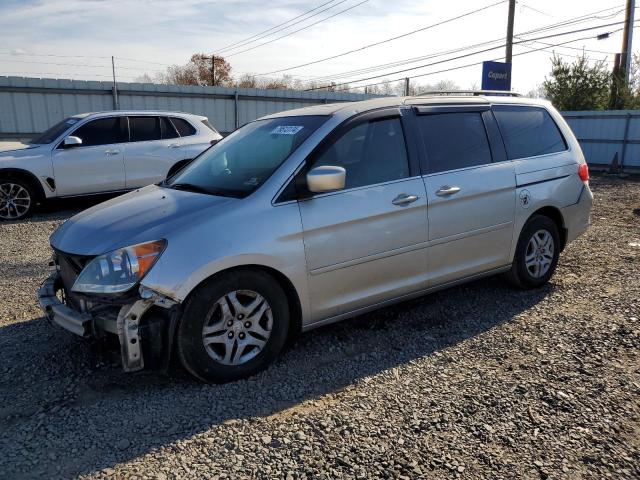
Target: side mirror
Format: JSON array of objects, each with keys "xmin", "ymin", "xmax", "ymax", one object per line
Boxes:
[
  {"xmin": 63, "ymin": 136, "xmax": 82, "ymax": 148},
  {"xmin": 306, "ymin": 165, "xmax": 346, "ymax": 193},
  {"xmin": 210, "ymin": 138, "xmax": 220, "ymax": 146}
]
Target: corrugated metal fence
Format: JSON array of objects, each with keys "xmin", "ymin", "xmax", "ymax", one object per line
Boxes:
[
  {"xmin": 0, "ymin": 76, "xmax": 376, "ymax": 139},
  {"xmin": 562, "ymin": 110, "xmax": 640, "ymax": 172},
  {"xmin": 0, "ymin": 76, "xmax": 638, "ymax": 171}
]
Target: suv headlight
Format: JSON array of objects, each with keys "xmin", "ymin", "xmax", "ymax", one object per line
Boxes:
[{"xmin": 71, "ymin": 240, "xmax": 166, "ymax": 294}]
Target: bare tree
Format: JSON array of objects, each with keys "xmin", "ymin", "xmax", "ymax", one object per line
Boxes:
[{"xmin": 159, "ymin": 54, "xmax": 233, "ymax": 87}]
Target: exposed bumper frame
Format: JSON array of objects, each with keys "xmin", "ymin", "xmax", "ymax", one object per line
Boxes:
[
  {"xmin": 38, "ymin": 272, "xmax": 179, "ymax": 372},
  {"xmin": 38, "ymin": 273, "xmax": 92, "ymax": 337}
]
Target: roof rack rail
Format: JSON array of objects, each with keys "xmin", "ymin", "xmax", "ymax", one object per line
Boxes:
[{"xmin": 414, "ymin": 90, "xmax": 522, "ymax": 97}]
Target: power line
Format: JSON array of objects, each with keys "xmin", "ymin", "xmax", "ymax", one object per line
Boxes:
[
  {"xmin": 307, "ymin": 39, "xmax": 506, "ymax": 83},
  {"xmin": 333, "ymin": 30, "xmax": 624, "ymax": 93},
  {"xmin": 516, "ymin": 38, "xmax": 616, "ymax": 55},
  {"xmin": 306, "ymin": 21, "xmax": 628, "ymax": 91},
  {"xmin": 516, "ymin": 42, "xmax": 614, "ymax": 62},
  {"xmin": 215, "ymin": 0, "xmax": 345, "ymax": 54},
  {"xmin": 226, "ymin": 0, "xmax": 370, "ymax": 58},
  {"xmin": 255, "ymin": 0, "xmax": 508, "ymax": 76},
  {"xmin": 299, "ymin": 7, "xmax": 626, "ymax": 86},
  {"xmin": 0, "ymin": 51, "xmax": 112, "ymax": 59},
  {"xmin": 518, "ymin": 2, "xmax": 553, "ymax": 18},
  {"xmin": 0, "ymin": 57, "xmax": 166, "ymax": 72},
  {"xmin": 0, "ymin": 71, "xmax": 140, "ymax": 79}
]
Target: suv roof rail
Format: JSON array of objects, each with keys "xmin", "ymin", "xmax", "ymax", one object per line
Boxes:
[{"xmin": 414, "ymin": 90, "xmax": 522, "ymax": 97}]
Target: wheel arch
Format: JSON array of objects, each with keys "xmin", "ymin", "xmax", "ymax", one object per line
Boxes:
[
  {"xmin": 0, "ymin": 168, "xmax": 47, "ymax": 203},
  {"xmin": 527, "ymin": 205, "xmax": 567, "ymax": 251},
  {"xmin": 181, "ymin": 264, "xmax": 303, "ymax": 343}
]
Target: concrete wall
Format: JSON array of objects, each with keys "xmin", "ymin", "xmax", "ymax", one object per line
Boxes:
[{"xmin": 0, "ymin": 76, "xmax": 378, "ymax": 140}]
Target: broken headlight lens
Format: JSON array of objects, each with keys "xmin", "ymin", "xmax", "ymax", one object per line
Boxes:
[{"xmin": 71, "ymin": 240, "xmax": 166, "ymax": 294}]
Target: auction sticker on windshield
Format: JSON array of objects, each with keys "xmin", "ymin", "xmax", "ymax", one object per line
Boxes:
[{"xmin": 271, "ymin": 126, "xmax": 303, "ymax": 135}]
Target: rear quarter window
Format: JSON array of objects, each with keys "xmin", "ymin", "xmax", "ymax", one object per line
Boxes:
[
  {"xmin": 493, "ymin": 105, "xmax": 567, "ymax": 160},
  {"xmin": 170, "ymin": 117, "xmax": 197, "ymax": 137}
]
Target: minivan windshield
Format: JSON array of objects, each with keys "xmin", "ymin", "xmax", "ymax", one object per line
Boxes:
[
  {"xmin": 30, "ymin": 117, "xmax": 82, "ymax": 144},
  {"xmin": 165, "ymin": 115, "xmax": 328, "ymax": 198}
]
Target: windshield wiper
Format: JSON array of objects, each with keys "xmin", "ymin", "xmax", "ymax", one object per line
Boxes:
[{"xmin": 166, "ymin": 183, "xmax": 215, "ymax": 195}]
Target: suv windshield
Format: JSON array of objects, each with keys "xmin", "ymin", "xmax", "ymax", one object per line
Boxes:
[
  {"xmin": 30, "ymin": 117, "xmax": 82, "ymax": 144},
  {"xmin": 166, "ymin": 115, "xmax": 328, "ymax": 197}
]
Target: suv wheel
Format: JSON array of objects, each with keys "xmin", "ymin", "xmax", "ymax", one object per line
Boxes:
[
  {"xmin": 177, "ymin": 269, "xmax": 289, "ymax": 383},
  {"xmin": 0, "ymin": 178, "xmax": 35, "ymax": 220},
  {"xmin": 505, "ymin": 215, "xmax": 560, "ymax": 289}
]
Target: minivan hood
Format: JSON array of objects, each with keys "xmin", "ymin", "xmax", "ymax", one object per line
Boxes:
[
  {"xmin": 0, "ymin": 141, "xmax": 39, "ymax": 153},
  {"xmin": 50, "ymin": 185, "xmax": 237, "ymax": 255}
]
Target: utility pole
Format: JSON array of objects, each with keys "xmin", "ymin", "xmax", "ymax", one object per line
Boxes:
[
  {"xmin": 620, "ymin": 0, "xmax": 636, "ymax": 87},
  {"xmin": 505, "ymin": 0, "xmax": 516, "ymax": 64},
  {"xmin": 404, "ymin": 77, "xmax": 410, "ymax": 96},
  {"xmin": 111, "ymin": 56, "xmax": 119, "ymax": 110},
  {"xmin": 211, "ymin": 55, "xmax": 216, "ymax": 87}
]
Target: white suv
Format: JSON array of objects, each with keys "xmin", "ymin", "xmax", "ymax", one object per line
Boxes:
[{"xmin": 0, "ymin": 111, "xmax": 222, "ymax": 220}]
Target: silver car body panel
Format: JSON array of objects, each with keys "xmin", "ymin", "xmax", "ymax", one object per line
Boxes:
[{"xmin": 48, "ymin": 95, "xmax": 593, "ymax": 334}]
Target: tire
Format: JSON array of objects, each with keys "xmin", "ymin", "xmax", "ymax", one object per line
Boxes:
[
  {"xmin": 177, "ymin": 269, "xmax": 290, "ymax": 383},
  {"xmin": 0, "ymin": 177, "xmax": 36, "ymax": 221},
  {"xmin": 505, "ymin": 215, "xmax": 560, "ymax": 289}
]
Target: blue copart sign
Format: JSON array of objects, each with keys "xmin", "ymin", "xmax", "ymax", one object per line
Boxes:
[{"xmin": 481, "ymin": 61, "xmax": 512, "ymax": 91}]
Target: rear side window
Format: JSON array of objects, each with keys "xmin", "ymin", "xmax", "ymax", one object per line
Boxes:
[
  {"xmin": 493, "ymin": 105, "xmax": 567, "ymax": 159},
  {"xmin": 170, "ymin": 117, "xmax": 197, "ymax": 137},
  {"xmin": 417, "ymin": 112, "xmax": 492, "ymax": 174},
  {"xmin": 129, "ymin": 116, "xmax": 161, "ymax": 142},
  {"xmin": 311, "ymin": 117, "xmax": 409, "ymax": 189},
  {"xmin": 160, "ymin": 117, "xmax": 179, "ymax": 139},
  {"xmin": 201, "ymin": 119, "xmax": 218, "ymax": 133},
  {"xmin": 70, "ymin": 117, "xmax": 125, "ymax": 147}
]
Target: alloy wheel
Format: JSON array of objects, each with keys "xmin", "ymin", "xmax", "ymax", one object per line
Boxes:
[
  {"xmin": 0, "ymin": 183, "xmax": 31, "ymax": 220},
  {"xmin": 525, "ymin": 229, "xmax": 555, "ymax": 278},
  {"xmin": 201, "ymin": 290, "xmax": 273, "ymax": 365}
]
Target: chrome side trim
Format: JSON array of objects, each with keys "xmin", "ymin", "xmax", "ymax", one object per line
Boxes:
[{"xmin": 301, "ymin": 265, "xmax": 511, "ymax": 332}]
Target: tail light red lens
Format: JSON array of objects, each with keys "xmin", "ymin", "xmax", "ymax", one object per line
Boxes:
[{"xmin": 578, "ymin": 163, "xmax": 589, "ymax": 183}]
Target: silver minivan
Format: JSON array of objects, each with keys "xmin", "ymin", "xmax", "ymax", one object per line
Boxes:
[{"xmin": 39, "ymin": 93, "xmax": 593, "ymax": 382}]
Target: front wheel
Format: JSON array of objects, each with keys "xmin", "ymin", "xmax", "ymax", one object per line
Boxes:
[
  {"xmin": 177, "ymin": 269, "xmax": 290, "ymax": 383},
  {"xmin": 0, "ymin": 178, "xmax": 36, "ymax": 221},
  {"xmin": 505, "ymin": 215, "xmax": 560, "ymax": 289}
]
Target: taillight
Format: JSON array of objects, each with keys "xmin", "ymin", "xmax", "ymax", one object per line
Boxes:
[{"xmin": 578, "ymin": 163, "xmax": 589, "ymax": 183}]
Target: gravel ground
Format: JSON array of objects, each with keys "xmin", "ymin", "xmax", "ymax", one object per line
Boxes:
[{"xmin": 0, "ymin": 175, "xmax": 638, "ymax": 479}]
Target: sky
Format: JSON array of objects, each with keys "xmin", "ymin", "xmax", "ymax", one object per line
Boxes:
[{"xmin": 0, "ymin": 0, "xmax": 632, "ymax": 94}]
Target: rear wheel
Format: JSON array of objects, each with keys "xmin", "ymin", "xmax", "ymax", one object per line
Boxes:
[
  {"xmin": 505, "ymin": 215, "xmax": 560, "ymax": 289},
  {"xmin": 0, "ymin": 178, "xmax": 36, "ymax": 220},
  {"xmin": 177, "ymin": 269, "xmax": 289, "ymax": 383}
]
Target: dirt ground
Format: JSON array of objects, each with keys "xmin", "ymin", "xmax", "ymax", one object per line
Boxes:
[{"xmin": 0, "ymin": 174, "xmax": 638, "ymax": 479}]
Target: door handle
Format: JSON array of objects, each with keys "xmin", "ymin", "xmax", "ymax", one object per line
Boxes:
[
  {"xmin": 168, "ymin": 143, "xmax": 181, "ymax": 149},
  {"xmin": 104, "ymin": 149, "xmax": 120, "ymax": 155},
  {"xmin": 392, "ymin": 193, "xmax": 419, "ymax": 206},
  {"xmin": 435, "ymin": 185, "xmax": 461, "ymax": 196}
]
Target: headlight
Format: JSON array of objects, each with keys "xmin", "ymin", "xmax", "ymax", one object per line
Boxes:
[{"xmin": 71, "ymin": 240, "xmax": 166, "ymax": 294}]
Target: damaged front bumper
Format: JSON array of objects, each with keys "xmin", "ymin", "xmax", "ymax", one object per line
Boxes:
[{"xmin": 38, "ymin": 271, "xmax": 180, "ymax": 372}]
